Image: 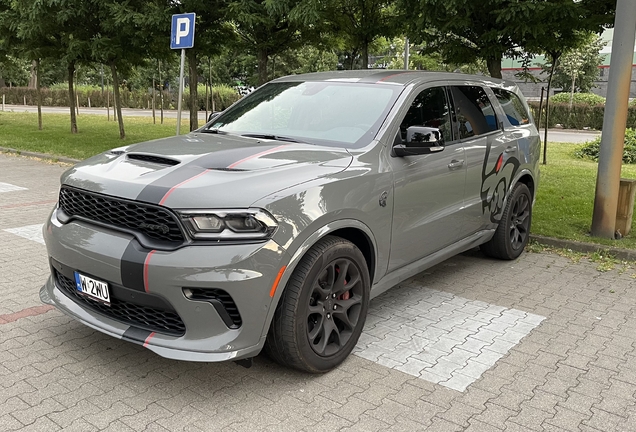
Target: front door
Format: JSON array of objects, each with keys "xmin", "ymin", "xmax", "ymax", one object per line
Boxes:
[{"xmin": 388, "ymin": 86, "xmax": 467, "ymax": 272}]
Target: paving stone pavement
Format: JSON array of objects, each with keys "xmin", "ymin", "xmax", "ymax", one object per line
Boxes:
[{"xmin": 2, "ymin": 153, "xmax": 636, "ymax": 431}]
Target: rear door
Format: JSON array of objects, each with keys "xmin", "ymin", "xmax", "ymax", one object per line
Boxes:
[
  {"xmin": 450, "ymin": 85, "xmax": 512, "ymax": 234},
  {"xmin": 388, "ymin": 85, "xmax": 467, "ymax": 272}
]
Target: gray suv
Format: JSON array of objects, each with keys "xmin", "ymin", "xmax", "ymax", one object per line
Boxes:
[{"xmin": 41, "ymin": 70, "xmax": 540, "ymax": 372}]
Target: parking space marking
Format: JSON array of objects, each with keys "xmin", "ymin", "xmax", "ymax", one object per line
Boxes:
[
  {"xmin": 355, "ymin": 285, "xmax": 545, "ymax": 392},
  {"xmin": 3, "ymin": 223, "xmax": 45, "ymax": 244},
  {"xmin": 0, "ymin": 182, "xmax": 28, "ymax": 193}
]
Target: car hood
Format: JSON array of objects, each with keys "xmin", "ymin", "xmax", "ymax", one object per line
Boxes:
[{"xmin": 61, "ymin": 133, "xmax": 353, "ymax": 208}]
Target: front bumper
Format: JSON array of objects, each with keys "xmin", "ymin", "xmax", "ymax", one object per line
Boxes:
[{"xmin": 41, "ymin": 208, "xmax": 290, "ymax": 362}]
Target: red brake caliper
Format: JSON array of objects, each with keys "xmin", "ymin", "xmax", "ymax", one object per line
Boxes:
[{"xmin": 336, "ymin": 266, "xmax": 350, "ymax": 300}]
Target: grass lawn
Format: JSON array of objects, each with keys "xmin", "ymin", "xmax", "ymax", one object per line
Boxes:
[
  {"xmin": 0, "ymin": 111, "xmax": 179, "ymax": 160},
  {"xmin": 1, "ymin": 111, "xmax": 634, "ymax": 249},
  {"xmin": 533, "ymin": 142, "xmax": 636, "ymax": 249}
]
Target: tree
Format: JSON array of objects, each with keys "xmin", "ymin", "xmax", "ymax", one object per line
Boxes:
[
  {"xmin": 318, "ymin": 0, "xmax": 399, "ymax": 69},
  {"xmin": 228, "ymin": 0, "xmax": 308, "ymax": 85},
  {"xmin": 504, "ymin": 0, "xmax": 613, "ymax": 164},
  {"xmin": 399, "ymin": 0, "xmax": 517, "ymax": 78},
  {"xmin": 547, "ymin": 33, "xmax": 606, "ymax": 96}
]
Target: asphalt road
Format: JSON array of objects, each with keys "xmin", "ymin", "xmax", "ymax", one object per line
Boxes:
[{"xmin": 2, "ymin": 104, "xmax": 602, "ymax": 143}]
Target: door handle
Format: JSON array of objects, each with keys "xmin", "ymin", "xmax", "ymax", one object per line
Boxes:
[
  {"xmin": 505, "ymin": 146, "xmax": 517, "ymax": 153},
  {"xmin": 448, "ymin": 159, "xmax": 464, "ymax": 169}
]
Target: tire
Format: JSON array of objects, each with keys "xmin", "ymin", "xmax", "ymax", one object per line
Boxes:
[
  {"xmin": 481, "ymin": 183, "xmax": 532, "ymax": 260},
  {"xmin": 266, "ymin": 235, "xmax": 370, "ymax": 373}
]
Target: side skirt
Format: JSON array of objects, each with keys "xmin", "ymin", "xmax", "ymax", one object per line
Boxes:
[{"xmin": 370, "ymin": 229, "xmax": 495, "ymax": 300}]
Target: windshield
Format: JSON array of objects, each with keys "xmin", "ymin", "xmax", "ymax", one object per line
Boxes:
[{"xmin": 203, "ymin": 81, "xmax": 402, "ymax": 148}]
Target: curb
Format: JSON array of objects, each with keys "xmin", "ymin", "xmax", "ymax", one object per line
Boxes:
[
  {"xmin": 0, "ymin": 147, "xmax": 80, "ymax": 164},
  {"xmin": 530, "ymin": 234, "xmax": 636, "ymax": 261}
]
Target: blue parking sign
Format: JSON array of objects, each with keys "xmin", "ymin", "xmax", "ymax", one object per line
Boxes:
[{"xmin": 171, "ymin": 13, "xmax": 196, "ymax": 49}]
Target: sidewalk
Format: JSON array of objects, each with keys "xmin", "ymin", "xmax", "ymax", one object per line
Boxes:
[{"xmin": 1, "ymin": 153, "xmax": 635, "ymax": 431}]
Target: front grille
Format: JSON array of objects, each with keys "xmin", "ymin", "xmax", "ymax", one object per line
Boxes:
[
  {"xmin": 127, "ymin": 154, "xmax": 180, "ymax": 166},
  {"xmin": 184, "ymin": 288, "xmax": 242, "ymax": 328},
  {"xmin": 59, "ymin": 187, "xmax": 185, "ymax": 243},
  {"xmin": 55, "ymin": 270, "xmax": 186, "ymax": 336}
]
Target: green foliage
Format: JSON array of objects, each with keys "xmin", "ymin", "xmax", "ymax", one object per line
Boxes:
[
  {"xmin": 0, "ymin": 85, "xmax": 240, "ymax": 111},
  {"xmin": 551, "ymin": 92, "xmax": 605, "ymax": 105},
  {"xmin": 533, "ymin": 141, "xmax": 636, "ymax": 248},
  {"xmin": 575, "ymin": 129, "xmax": 636, "ymax": 164},
  {"xmin": 0, "ymin": 111, "xmax": 177, "ymax": 159},
  {"xmin": 542, "ymin": 33, "xmax": 606, "ymax": 93},
  {"xmin": 528, "ymin": 102, "xmax": 636, "ymax": 130}
]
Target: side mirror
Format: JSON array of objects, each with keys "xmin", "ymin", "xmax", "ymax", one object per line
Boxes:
[
  {"xmin": 393, "ymin": 126, "xmax": 445, "ymax": 157},
  {"xmin": 207, "ymin": 111, "xmax": 222, "ymax": 122}
]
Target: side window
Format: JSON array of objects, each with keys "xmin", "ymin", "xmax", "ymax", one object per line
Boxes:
[
  {"xmin": 492, "ymin": 88, "xmax": 531, "ymax": 126},
  {"xmin": 399, "ymin": 87, "xmax": 452, "ymax": 144},
  {"xmin": 450, "ymin": 86, "xmax": 498, "ymax": 139}
]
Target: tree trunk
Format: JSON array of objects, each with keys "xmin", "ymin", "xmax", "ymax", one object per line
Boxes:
[
  {"xmin": 486, "ymin": 54, "xmax": 503, "ymax": 79},
  {"xmin": 569, "ymin": 74, "xmax": 576, "ymax": 111},
  {"xmin": 110, "ymin": 62, "xmax": 125, "ymax": 139},
  {"xmin": 28, "ymin": 60, "xmax": 37, "ymax": 88},
  {"xmin": 362, "ymin": 43, "xmax": 369, "ymax": 69},
  {"xmin": 543, "ymin": 53, "xmax": 559, "ymax": 165},
  {"xmin": 68, "ymin": 63, "xmax": 78, "ymax": 134},
  {"xmin": 187, "ymin": 49, "xmax": 198, "ymax": 131},
  {"xmin": 36, "ymin": 59, "xmax": 42, "ymax": 130},
  {"xmin": 257, "ymin": 48, "xmax": 268, "ymax": 85}
]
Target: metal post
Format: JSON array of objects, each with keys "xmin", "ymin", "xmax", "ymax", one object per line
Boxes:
[
  {"xmin": 404, "ymin": 37, "xmax": 410, "ymax": 70},
  {"xmin": 591, "ymin": 0, "xmax": 636, "ymax": 238},
  {"xmin": 2, "ymin": 94, "xmax": 4, "ymax": 111},
  {"xmin": 176, "ymin": 48, "xmax": 186, "ymax": 135}
]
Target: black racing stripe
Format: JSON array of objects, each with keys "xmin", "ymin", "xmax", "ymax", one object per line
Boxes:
[
  {"xmin": 192, "ymin": 145, "xmax": 278, "ymax": 169},
  {"xmin": 135, "ymin": 145, "xmax": 277, "ymax": 205},
  {"xmin": 121, "ymin": 240, "xmax": 149, "ymax": 293},
  {"xmin": 122, "ymin": 326, "xmax": 152, "ymax": 344},
  {"xmin": 136, "ymin": 165, "xmax": 206, "ymax": 204}
]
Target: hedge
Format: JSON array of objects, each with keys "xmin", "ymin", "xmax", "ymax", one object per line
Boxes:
[
  {"xmin": 550, "ymin": 92, "xmax": 606, "ymax": 105},
  {"xmin": 0, "ymin": 85, "xmax": 241, "ymax": 111},
  {"xmin": 528, "ymin": 102, "xmax": 636, "ymax": 130}
]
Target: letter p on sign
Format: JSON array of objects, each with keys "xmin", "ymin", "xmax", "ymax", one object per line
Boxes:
[{"xmin": 170, "ymin": 13, "xmax": 196, "ymax": 49}]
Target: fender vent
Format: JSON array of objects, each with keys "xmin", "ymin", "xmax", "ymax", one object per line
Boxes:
[{"xmin": 127, "ymin": 154, "xmax": 180, "ymax": 166}]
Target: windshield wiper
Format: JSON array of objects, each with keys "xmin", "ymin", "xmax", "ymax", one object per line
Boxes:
[
  {"xmin": 200, "ymin": 128, "xmax": 228, "ymax": 134},
  {"xmin": 241, "ymin": 133, "xmax": 308, "ymax": 144}
]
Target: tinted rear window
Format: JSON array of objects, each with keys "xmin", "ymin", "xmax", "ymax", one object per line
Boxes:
[
  {"xmin": 450, "ymin": 86, "xmax": 498, "ymax": 139},
  {"xmin": 492, "ymin": 88, "xmax": 531, "ymax": 126}
]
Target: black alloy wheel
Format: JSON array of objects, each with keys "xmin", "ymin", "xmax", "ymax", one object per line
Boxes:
[
  {"xmin": 266, "ymin": 235, "xmax": 370, "ymax": 373},
  {"xmin": 481, "ymin": 182, "xmax": 532, "ymax": 260},
  {"xmin": 509, "ymin": 191, "xmax": 530, "ymax": 251},
  {"xmin": 307, "ymin": 258, "xmax": 364, "ymax": 357}
]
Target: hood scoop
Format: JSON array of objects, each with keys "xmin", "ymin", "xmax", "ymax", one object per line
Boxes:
[{"xmin": 127, "ymin": 153, "xmax": 180, "ymax": 166}]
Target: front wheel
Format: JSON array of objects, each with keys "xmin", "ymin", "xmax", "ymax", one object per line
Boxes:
[
  {"xmin": 266, "ymin": 236, "xmax": 370, "ymax": 373},
  {"xmin": 481, "ymin": 183, "xmax": 532, "ymax": 260}
]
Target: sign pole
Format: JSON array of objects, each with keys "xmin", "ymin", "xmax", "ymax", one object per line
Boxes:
[{"xmin": 176, "ymin": 48, "xmax": 186, "ymax": 135}]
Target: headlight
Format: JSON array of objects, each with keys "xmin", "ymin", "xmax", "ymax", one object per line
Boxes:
[{"xmin": 179, "ymin": 209, "xmax": 278, "ymax": 241}]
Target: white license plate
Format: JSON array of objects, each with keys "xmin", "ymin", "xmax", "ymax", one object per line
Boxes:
[{"xmin": 74, "ymin": 272, "xmax": 110, "ymax": 304}]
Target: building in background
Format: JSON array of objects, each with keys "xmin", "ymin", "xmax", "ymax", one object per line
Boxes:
[{"xmin": 502, "ymin": 29, "xmax": 636, "ymax": 99}]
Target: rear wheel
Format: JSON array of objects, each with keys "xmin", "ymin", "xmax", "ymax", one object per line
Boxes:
[
  {"xmin": 266, "ymin": 235, "xmax": 370, "ymax": 373},
  {"xmin": 481, "ymin": 183, "xmax": 532, "ymax": 260}
]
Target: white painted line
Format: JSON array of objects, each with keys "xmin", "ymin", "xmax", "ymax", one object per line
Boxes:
[
  {"xmin": 355, "ymin": 285, "xmax": 545, "ymax": 392},
  {"xmin": 0, "ymin": 182, "xmax": 28, "ymax": 193},
  {"xmin": 3, "ymin": 224, "xmax": 45, "ymax": 245}
]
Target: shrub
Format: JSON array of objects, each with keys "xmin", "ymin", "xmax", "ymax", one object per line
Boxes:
[
  {"xmin": 0, "ymin": 85, "xmax": 240, "ymax": 111},
  {"xmin": 528, "ymin": 102, "xmax": 636, "ymax": 130},
  {"xmin": 551, "ymin": 92, "xmax": 605, "ymax": 105},
  {"xmin": 575, "ymin": 128, "xmax": 636, "ymax": 164}
]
